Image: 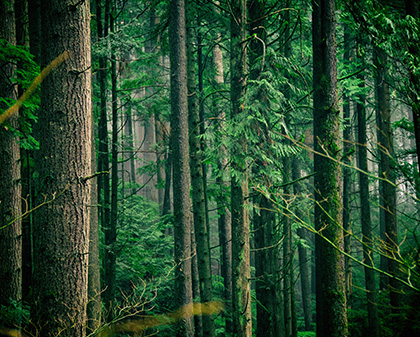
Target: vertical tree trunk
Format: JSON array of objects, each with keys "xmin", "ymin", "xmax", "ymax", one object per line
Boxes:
[
  {"xmin": 169, "ymin": 0, "xmax": 194, "ymax": 336},
  {"xmin": 103, "ymin": 5, "xmax": 118, "ymax": 320},
  {"xmin": 32, "ymin": 0, "xmax": 91, "ymax": 335},
  {"xmin": 88, "ymin": 119, "xmax": 101, "ymax": 333},
  {"xmin": 0, "ymin": 0, "xmax": 22, "ymax": 326},
  {"xmin": 374, "ymin": 47, "xmax": 400, "ymax": 310},
  {"xmin": 356, "ymin": 53, "xmax": 379, "ymax": 337},
  {"xmin": 293, "ymin": 157, "xmax": 312, "ymax": 331},
  {"xmin": 230, "ymin": 0, "xmax": 252, "ymax": 336},
  {"xmin": 187, "ymin": 10, "xmax": 215, "ymax": 337},
  {"xmin": 342, "ymin": 24, "xmax": 353, "ymax": 305},
  {"xmin": 212, "ymin": 24, "xmax": 233, "ymax": 333},
  {"xmin": 312, "ymin": 0, "xmax": 348, "ymax": 336}
]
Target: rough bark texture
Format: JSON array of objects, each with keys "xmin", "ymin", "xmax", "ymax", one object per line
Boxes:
[
  {"xmin": 230, "ymin": 0, "xmax": 252, "ymax": 336},
  {"xmin": 312, "ymin": 0, "xmax": 348, "ymax": 336},
  {"xmin": 0, "ymin": 0, "xmax": 22, "ymax": 324},
  {"xmin": 187, "ymin": 15, "xmax": 215, "ymax": 337},
  {"xmin": 32, "ymin": 0, "xmax": 91, "ymax": 335},
  {"xmin": 356, "ymin": 62, "xmax": 379, "ymax": 337},
  {"xmin": 169, "ymin": 0, "xmax": 194, "ymax": 336}
]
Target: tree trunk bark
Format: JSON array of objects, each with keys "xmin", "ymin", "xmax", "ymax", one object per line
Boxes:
[
  {"xmin": 356, "ymin": 53, "xmax": 379, "ymax": 337},
  {"xmin": 374, "ymin": 47, "xmax": 400, "ymax": 310},
  {"xmin": 0, "ymin": 0, "xmax": 22, "ymax": 326},
  {"xmin": 312, "ymin": 0, "xmax": 348, "ymax": 335},
  {"xmin": 293, "ymin": 157, "xmax": 312, "ymax": 331},
  {"xmin": 187, "ymin": 11, "xmax": 215, "ymax": 337},
  {"xmin": 32, "ymin": 0, "xmax": 91, "ymax": 335},
  {"xmin": 212, "ymin": 25, "xmax": 233, "ymax": 333},
  {"xmin": 169, "ymin": 0, "xmax": 194, "ymax": 336},
  {"xmin": 342, "ymin": 23, "xmax": 353, "ymax": 306},
  {"xmin": 230, "ymin": 1, "xmax": 252, "ymax": 336}
]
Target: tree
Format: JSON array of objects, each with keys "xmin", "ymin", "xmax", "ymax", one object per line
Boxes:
[
  {"xmin": 0, "ymin": 0, "xmax": 22, "ymax": 325},
  {"xmin": 312, "ymin": 0, "xmax": 348, "ymax": 335},
  {"xmin": 356, "ymin": 41, "xmax": 379, "ymax": 337},
  {"xmin": 31, "ymin": 0, "xmax": 92, "ymax": 335},
  {"xmin": 169, "ymin": 0, "xmax": 194, "ymax": 336},
  {"xmin": 187, "ymin": 7, "xmax": 215, "ymax": 337},
  {"xmin": 230, "ymin": 0, "xmax": 252, "ymax": 336}
]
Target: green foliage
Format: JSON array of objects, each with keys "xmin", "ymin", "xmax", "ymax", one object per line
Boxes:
[
  {"xmin": 0, "ymin": 299, "xmax": 30, "ymax": 328},
  {"xmin": 297, "ymin": 332, "xmax": 316, "ymax": 337},
  {"xmin": 0, "ymin": 39, "xmax": 40, "ymax": 149}
]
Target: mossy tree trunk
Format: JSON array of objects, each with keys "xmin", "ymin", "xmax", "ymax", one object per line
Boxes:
[
  {"xmin": 312, "ymin": 0, "xmax": 348, "ymax": 335},
  {"xmin": 230, "ymin": 0, "xmax": 252, "ymax": 336}
]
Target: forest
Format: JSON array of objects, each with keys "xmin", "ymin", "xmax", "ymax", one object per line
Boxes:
[{"xmin": 0, "ymin": 0, "xmax": 420, "ymax": 336}]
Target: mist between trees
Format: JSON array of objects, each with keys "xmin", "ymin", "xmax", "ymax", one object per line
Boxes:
[{"xmin": 1, "ymin": 0, "xmax": 420, "ymax": 337}]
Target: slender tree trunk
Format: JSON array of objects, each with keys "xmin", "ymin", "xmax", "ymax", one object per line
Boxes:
[
  {"xmin": 342, "ymin": 24, "xmax": 353, "ymax": 306},
  {"xmin": 191, "ymin": 232, "xmax": 203, "ymax": 337},
  {"xmin": 212, "ymin": 25, "xmax": 233, "ymax": 333},
  {"xmin": 374, "ymin": 47, "xmax": 400, "ymax": 310},
  {"xmin": 169, "ymin": 0, "xmax": 194, "ymax": 336},
  {"xmin": 293, "ymin": 157, "xmax": 312, "ymax": 331},
  {"xmin": 0, "ymin": 0, "xmax": 22, "ymax": 326},
  {"xmin": 230, "ymin": 1, "xmax": 252, "ymax": 336},
  {"xmin": 356, "ymin": 54, "xmax": 379, "ymax": 337},
  {"xmin": 32, "ymin": 0, "xmax": 91, "ymax": 335},
  {"xmin": 187, "ymin": 11, "xmax": 215, "ymax": 337},
  {"xmin": 88, "ymin": 118, "xmax": 101, "ymax": 333},
  {"xmin": 312, "ymin": 0, "xmax": 348, "ymax": 336},
  {"xmin": 103, "ymin": 7, "xmax": 118, "ymax": 320},
  {"xmin": 96, "ymin": 0, "xmax": 112, "ymax": 316}
]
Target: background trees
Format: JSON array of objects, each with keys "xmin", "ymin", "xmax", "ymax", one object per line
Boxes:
[{"xmin": 1, "ymin": 0, "xmax": 420, "ymax": 336}]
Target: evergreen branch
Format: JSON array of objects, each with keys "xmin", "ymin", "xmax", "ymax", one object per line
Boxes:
[{"xmin": 0, "ymin": 51, "xmax": 69, "ymax": 126}]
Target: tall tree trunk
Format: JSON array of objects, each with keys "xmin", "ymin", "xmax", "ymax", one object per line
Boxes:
[
  {"xmin": 374, "ymin": 47, "xmax": 400, "ymax": 310},
  {"xmin": 312, "ymin": 0, "xmax": 348, "ymax": 336},
  {"xmin": 281, "ymin": 5, "xmax": 297, "ymax": 336},
  {"xmin": 32, "ymin": 0, "xmax": 91, "ymax": 335},
  {"xmin": 342, "ymin": 23, "xmax": 353, "ymax": 306},
  {"xmin": 187, "ymin": 11, "xmax": 215, "ymax": 337},
  {"xmin": 0, "ymin": 0, "xmax": 22, "ymax": 326},
  {"xmin": 88, "ymin": 118, "xmax": 101, "ymax": 333},
  {"xmin": 96, "ymin": 0, "xmax": 112, "ymax": 316},
  {"xmin": 212, "ymin": 24, "xmax": 233, "ymax": 333},
  {"xmin": 230, "ymin": 0, "xmax": 252, "ymax": 336},
  {"xmin": 293, "ymin": 157, "xmax": 312, "ymax": 331},
  {"xmin": 169, "ymin": 0, "xmax": 194, "ymax": 336},
  {"xmin": 356, "ymin": 54, "xmax": 379, "ymax": 337},
  {"xmin": 103, "ymin": 6, "xmax": 118, "ymax": 320}
]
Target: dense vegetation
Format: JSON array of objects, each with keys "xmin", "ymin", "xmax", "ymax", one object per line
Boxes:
[{"xmin": 1, "ymin": 0, "xmax": 420, "ymax": 336}]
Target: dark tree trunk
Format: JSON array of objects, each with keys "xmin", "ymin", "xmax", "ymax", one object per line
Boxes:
[
  {"xmin": 356, "ymin": 54, "xmax": 379, "ymax": 337},
  {"xmin": 103, "ymin": 7, "xmax": 118, "ymax": 320},
  {"xmin": 32, "ymin": 0, "xmax": 91, "ymax": 335},
  {"xmin": 312, "ymin": 0, "xmax": 348, "ymax": 335},
  {"xmin": 0, "ymin": 0, "xmax": 22, "ymax": 326},
  {"xmin": 374, "ymin": 47, "xmax": 400, "ymax": 310},
  {"xmin": 342, "ymin": 24, "xmax": 353, "ymax": 306},
  {"xmin": 187, "ymin": 10, "xmax": 215, "ymax": 337},
  {"xmin": 230, "ymin": 0, "xmax": 252, "ymax": 336},
  {"xmin": 169, "ymin": 0, "xmax": 194, "ymax": 336}
]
